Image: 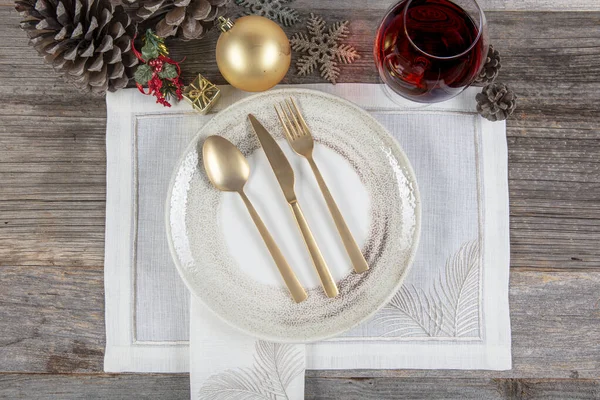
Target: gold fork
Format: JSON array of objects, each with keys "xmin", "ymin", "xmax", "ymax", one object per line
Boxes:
[{"xmin": 275, "ymin": 98, "xmax": 369, "ymax": 274}]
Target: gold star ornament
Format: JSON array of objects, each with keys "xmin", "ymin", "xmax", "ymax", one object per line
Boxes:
[{"xmin": 183, "ymin": 74, "xmax": 221, "ymax": 114}]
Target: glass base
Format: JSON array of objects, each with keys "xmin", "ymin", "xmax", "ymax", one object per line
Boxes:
[{"xmin": 380, "ymin": 83, "xmax": 432, "ymax": 110}]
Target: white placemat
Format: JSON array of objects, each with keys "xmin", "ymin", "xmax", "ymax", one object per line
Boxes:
[{"xmin": 104, "ymin": 84, "xmax": 510, "ymax": 373}]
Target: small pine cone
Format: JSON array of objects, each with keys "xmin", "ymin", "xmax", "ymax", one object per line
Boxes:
[
  {"xmin": 476, "ymin": 83, "xmax": 517, "ymax": 122},
  {"xmin": 473, "ymin": 45, "xmax": 501, "ymax": 86},
  {"xmin": 15, "ymin": 0, "xmax": 139, "ymax": 95},
  {"xmin": 134, "ymin": 0, "xmax": 231, "ymax": 41}
]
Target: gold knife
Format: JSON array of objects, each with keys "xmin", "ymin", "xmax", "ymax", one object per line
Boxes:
[{"xmin": 248, "ymin": 114, "xmax": 339, "ymax": 298}]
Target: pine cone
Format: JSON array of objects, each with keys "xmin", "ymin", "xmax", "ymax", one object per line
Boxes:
[
  {"xmin": 476, "ymin": 83, "xmax": 517, "ymax": 122},
  {"xmin": 473, "ymin": 45, "xmax": 501, "ymax": 86},
  {"xmin": 134, "ymin": 0, "xmax": 231, "ymax": 40},
  {"xmin": 15, "ymin": 0, "xmax": 139, "ymax": 94}
]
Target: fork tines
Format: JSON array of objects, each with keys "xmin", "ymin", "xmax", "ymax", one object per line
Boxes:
[{"xmin": 275, "ymin": 98, "xmax": 310, "ymax": 139}]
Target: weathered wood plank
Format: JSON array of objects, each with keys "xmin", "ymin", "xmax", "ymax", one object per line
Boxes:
[
  {"xmin": 0, "ymin": 266, "xmax": 105, "ymax": 373},
  {"xmin": 314, "ymin": 271, "xmax": 600, "ymax": 379},
  {"xmin": 2, "ymin": 8, "xmax": 600, "ymax": 89},
  {"xmin": 311, "ymin": 271, "xmax": 600, "ymax": 379},
  {"xmin": 2, "ymin": 0, "xmax": 600, "ymax": 10},
  {"xmin": 306, "ymin": 378, "xmax": 600, "ymax": 400},
  {"xmin": 282, "ymin": 0, "xmax": 600, "ymax": 12},
  {"xmin": 0, "ymin": 7, "xmax": 108, "ymax": 268},
  {"xmin": 1, "ymin": 268, "xmax": 599, "ymax": 378},
  {"xmin": 0, "ymin": 4, "xmax": 599, "ymax": 399},
  {"xmin": 0, "ymin": 375, "xmax": 598, "ymax": 400},
  {"xmin": 1, "ymin": 8, "xmax": 599, "ymax": 269},
  {"xmin": 0, "ymin": 374, "xmax": 190, "ymax": 400}
]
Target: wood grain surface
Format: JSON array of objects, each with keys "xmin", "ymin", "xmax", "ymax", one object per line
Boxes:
[
  {"xmin": 1, "ymin": 0, "xmax": 600, "ymax": 398},
  {"xmin": 0, "ymin": 375, "xmax": 598, "ymax": 399}
]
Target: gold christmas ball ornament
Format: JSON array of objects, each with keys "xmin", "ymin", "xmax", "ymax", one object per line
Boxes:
[{"xmin": 216, "ymin": 16, "xmax": 291, "ymax": 92}]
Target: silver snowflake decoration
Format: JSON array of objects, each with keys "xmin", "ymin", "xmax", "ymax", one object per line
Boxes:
[
  {"xmin": 235, "ymin": 0, "xmax": 300, "ymax": 26},
  {"xmin": 290, "ymin": 13, "xmax": 360, "ymax": 84}
]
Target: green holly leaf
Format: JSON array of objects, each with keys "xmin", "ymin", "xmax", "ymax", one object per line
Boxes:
[
  {"xmin": 141, "ymin": 41, "xmax": 159, "ymax": 61},
  {"xmin": 158, "ymin": 63, "xmax": 178, "ymax": 79},
  {"xmin": 134, "ymin": 64, "xmax": 153, "ymax": 85}
]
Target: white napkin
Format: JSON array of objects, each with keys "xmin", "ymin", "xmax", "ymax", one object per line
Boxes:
[
  {"xmin": 104, "ymin": 84, "xmax": 510, "ymax": 377},
  {"xmin": 190, "ymin": 300, "xmax": 304, "ymax": 400}
]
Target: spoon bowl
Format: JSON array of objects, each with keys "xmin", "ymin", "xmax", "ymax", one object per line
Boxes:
[
  {"xmin": 203, "ymin": 135, "xmax": 250, "ymax": 193},
  {"xmin": 201, "ymin": 134, "xmax": 307, "ymax": 303}
]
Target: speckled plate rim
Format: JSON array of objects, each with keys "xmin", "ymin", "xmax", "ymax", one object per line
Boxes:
[{"xmin": 165, "ymin": 88, "xmax": 421, "ymax": 343}]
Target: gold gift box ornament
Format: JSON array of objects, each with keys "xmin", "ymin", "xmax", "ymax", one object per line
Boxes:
[{"xmin": 183, "ymin": 74, "xmax": 221, "ymax": 114}]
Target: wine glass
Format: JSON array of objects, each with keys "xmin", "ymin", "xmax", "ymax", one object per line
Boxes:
[{"xmin": 374, "ymin": 0, "xmax": 488, "ymax": 104}]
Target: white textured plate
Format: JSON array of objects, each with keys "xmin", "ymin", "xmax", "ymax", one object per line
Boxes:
[{"xmin": 166, "ymin": 89, "xmax": 421, "ymax": 342}]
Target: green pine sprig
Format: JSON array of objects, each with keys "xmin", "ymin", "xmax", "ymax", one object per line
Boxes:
[
  {"xmin": 140, "ymin": 29, "xmax": 169, "ymax": 61},
  {"xmin": 160, "ymin": 80, "xmax": 181, "ymax": 99}
]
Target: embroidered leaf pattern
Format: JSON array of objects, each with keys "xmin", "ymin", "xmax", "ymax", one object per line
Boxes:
[
  {"xmin": 290, "ymin": 14, "xmax": 359, "ymax": 84},
  {"xmin": 374, "ymin": 284, "xmax": 446, "ymax": 337},
  {"xmin": 439, "ymin": 240, "xmax": 480, "ymax": 336},
  {"xmin": 374, "ymin": 240, "xmax": 481, "ymax": 337},
  {"xmin": 198, "ymin": 341, "xmax": 304, "ymax": 400},
  {"xmin": 198, "ymin": 370, "xmax": 274, "ymax": 400}
]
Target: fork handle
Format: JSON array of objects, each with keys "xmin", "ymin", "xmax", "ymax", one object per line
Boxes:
[
  {"xmin": 289, "ymin": 201, "xmax": 339, "ymax": 298},
  {"xmin": 239, "ymin": 191, "xmax": 307, "ymax": 303},
  {"xmin": 307, "ymin": 157, "xmax": 369, "ymax": 273}
]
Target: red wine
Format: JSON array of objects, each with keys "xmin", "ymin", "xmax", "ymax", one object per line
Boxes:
[{"xmin": 375, "ymin": 0, "xmax": 487, "ymax": 103}]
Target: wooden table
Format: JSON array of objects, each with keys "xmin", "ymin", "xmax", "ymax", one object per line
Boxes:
[{"xmin": 1, "ymin": 0, "xmax": 599, "ymax": 398}]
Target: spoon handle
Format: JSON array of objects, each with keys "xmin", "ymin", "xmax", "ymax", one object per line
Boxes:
[{"xmin": 239, "ymin": 191, "xmax": 307, "ymax": 303}]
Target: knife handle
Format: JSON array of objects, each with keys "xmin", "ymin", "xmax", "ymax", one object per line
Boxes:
[
  {"xmin": 239, "ymin": 191, "xmax": 308, "ymax": 303},
  {"xmin": 289, "ymin": 201, "xmax": 339, "ymax": 298}
]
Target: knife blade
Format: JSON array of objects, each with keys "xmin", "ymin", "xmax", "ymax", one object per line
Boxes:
[
  {"xmin": 248, "ymin": 114, "xmax": 297, "ymax": 203},
  {"xmin": 248, "ymin": 113, "xmax": 339, "ymax": 297}
]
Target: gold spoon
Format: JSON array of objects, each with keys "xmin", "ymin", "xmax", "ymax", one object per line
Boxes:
[{"xmin": 202, "ymin": 135, "xmax": 308, "ymax": 303}]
